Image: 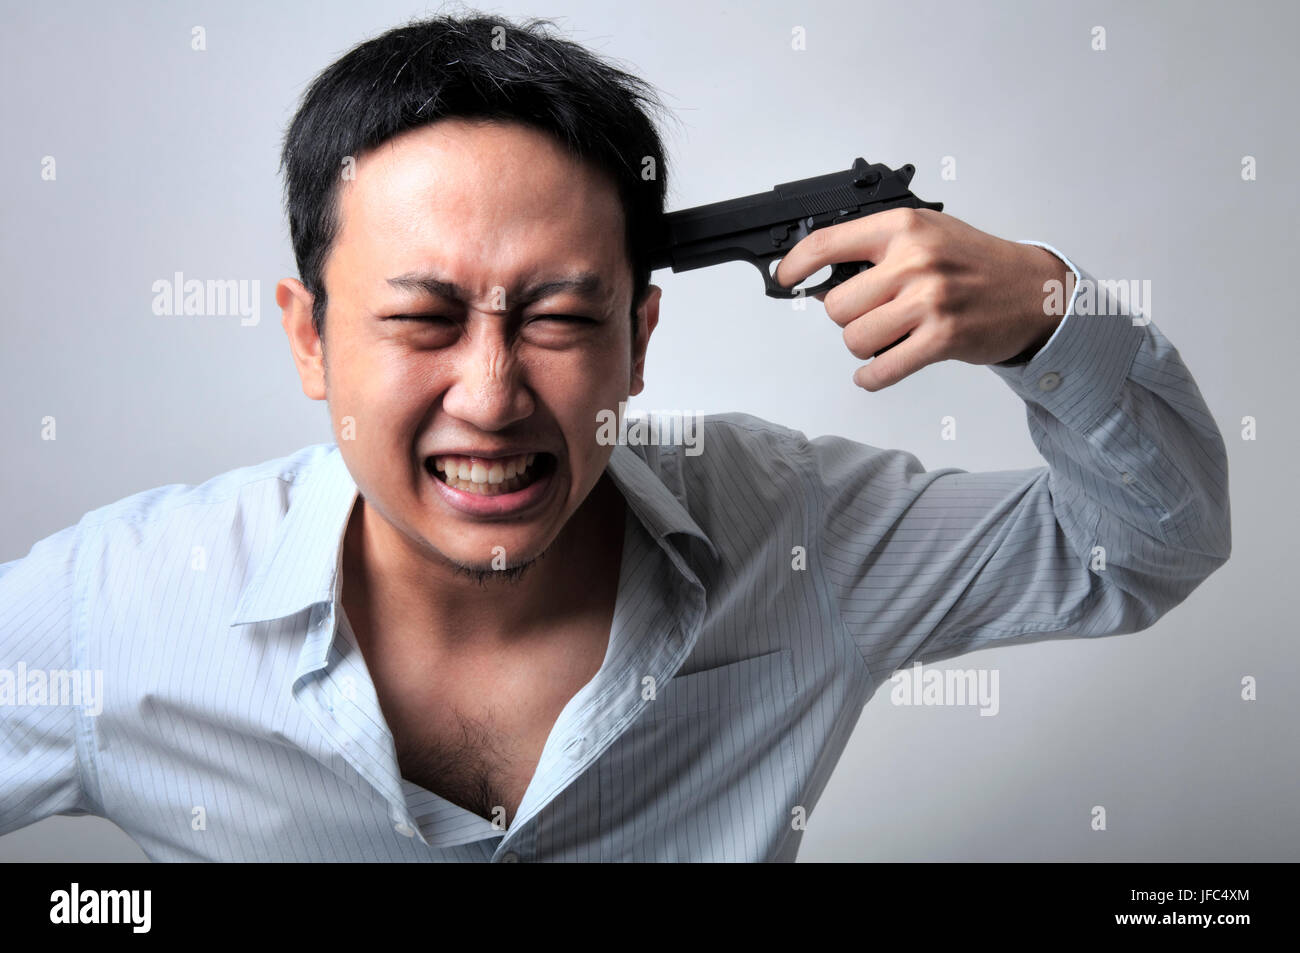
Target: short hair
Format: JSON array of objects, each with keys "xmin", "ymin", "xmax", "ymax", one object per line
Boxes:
[{"xmin": 278, "ymin": 11, "xmax": 675, "ymax": 343}]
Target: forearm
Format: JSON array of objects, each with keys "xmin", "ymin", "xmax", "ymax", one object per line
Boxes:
[{"xmin": 989, "ymin": 245, "xmax": 1232, "ymax": 625}]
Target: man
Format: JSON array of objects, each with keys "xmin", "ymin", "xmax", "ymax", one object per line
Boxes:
[{"xmin": 0, "ymin": 13, "xmax": 1230, "ymax": 862}]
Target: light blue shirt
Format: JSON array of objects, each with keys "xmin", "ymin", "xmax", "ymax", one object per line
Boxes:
[{"xmin": 0, "ymin": 244, "xmax": 1231, "ymax": 861}]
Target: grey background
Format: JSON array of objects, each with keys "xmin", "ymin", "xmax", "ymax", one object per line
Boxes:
[{"xmin": 2, "ymin": 0, "xmax": 1295, "ymax": 861}]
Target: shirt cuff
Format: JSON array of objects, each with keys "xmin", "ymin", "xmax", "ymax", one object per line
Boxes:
[{"xmin": 988, "ymin": 241, "xmax": 1146, "ymax": 433}]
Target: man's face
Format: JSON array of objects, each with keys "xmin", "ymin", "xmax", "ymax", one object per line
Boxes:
[{"xmin": 281, "ymin": 118, "xmax": 658, "ymax": 575}]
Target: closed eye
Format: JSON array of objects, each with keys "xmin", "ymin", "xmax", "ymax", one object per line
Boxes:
[
  {"xmin": 387, "ymin": 314, "xmax": 452, "ymax": 323},
  {"xmin": 384, "ymin": 314, "xmax": 594, "ymax": 324}
]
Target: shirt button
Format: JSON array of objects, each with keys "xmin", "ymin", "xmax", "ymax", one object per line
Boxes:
[
  {"xmin": 1121, "ymin": 472, "xmax": 1134, "ymax": 484},
  {"xmin": 500, "ymin": 851, "xmax": 520, "ymax": 863},
  {"xmin": 394, "ymin": 822, "xmax": 415, "ymax": 838},
  {"xmin": 1037, "ymin": 371, "xmax": 1062, "ymax": 392}
]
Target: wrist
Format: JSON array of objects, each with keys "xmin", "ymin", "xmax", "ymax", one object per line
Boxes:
[{"xmin": 1002, "ymin": 245, "xmax": 1069, "ymax": 365}]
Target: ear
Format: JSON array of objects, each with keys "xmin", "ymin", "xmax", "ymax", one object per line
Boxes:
[
  {"xmin": 630, "ymin": 284, "xmax": 661, "ymax": 397},
  {"xmin": 278, "ymin": 278, "xmax": 326, "ymax": 401}
]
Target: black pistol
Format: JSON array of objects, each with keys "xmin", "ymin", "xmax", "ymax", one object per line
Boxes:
[{"xmin": 647, "ymin": 157, "xmax": 944, "ymax": 355}]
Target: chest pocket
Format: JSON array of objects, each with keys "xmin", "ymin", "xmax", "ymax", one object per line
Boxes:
[
  {"xmin": 591, "ymin": 648, "xmax": 802, "ymax": 861},
  {"xmin": 644, "ymin": 649, "xmax": 797, "ymax": 721}
]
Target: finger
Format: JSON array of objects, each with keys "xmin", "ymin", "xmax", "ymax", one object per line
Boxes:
[
  {"xmin": 840, "ymin": 297, "xmax": 918, "ymax": 361},
  {"xmin": 852, "ymin": 325, "xmax": 943, "ymax": 392},
  {"xmin": 773, "ymin": 206, "xmax": 926, "ymax": 290},
  {"xmin": 819, "ymin": 254, "xmax": 911, "ymax": 329}
]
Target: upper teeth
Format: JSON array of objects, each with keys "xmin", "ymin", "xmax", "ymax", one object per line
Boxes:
[{"xmin": 434, "ymin": 453, "xmax": 537, "ymax": 484}]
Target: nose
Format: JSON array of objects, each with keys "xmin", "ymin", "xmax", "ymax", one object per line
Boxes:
[{"xmin": 439, "ymin": 319, "xmax": 535, "ymax": 431}]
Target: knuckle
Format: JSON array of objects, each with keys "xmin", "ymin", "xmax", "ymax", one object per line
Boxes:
[
  {"xmin": 901, "ymin": 241, "xmax": 938, "ymax": 277},
  {"xmin": 914, "ymin": 207, "xmax": 942, "ymax": 227},
  {"xmin": 897, "ymin": 207, "xmax": 925, "ymax": 232},
  {"xmin": 915, "ymin": 278, "xmax": 949, "ymax": 314},
  {"xmin": 932, "ymin": 314, "xmax": 962, "ymax": 351}
]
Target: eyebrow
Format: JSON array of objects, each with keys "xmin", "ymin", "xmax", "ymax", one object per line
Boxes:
[{"xmin": 385, "ymin": 270, "xmax": 606, "ymax": 307}]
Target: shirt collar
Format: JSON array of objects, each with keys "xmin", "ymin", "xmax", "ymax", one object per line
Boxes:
[
  {"xmin": 228, "ymin": 442, "xmax": 718, "ymax": 629},
  {"xmin": 228, "ymin": 444, "xmax": 358, "ymax": 628}
]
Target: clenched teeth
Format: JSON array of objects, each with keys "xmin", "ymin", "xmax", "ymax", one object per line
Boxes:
[{"xmin": 436, "ymin": 452, "xmax": 538, "ymax": 483}]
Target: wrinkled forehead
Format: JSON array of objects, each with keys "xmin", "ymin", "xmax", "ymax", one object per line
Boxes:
[{"xmin": 335, "ymin": 120, "xmax": 627, "ymax": 273}]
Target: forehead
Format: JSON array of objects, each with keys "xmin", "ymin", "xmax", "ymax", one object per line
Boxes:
[{"xmin": 333, "ymin": 119, "xmax": 626, "ymax": 281}]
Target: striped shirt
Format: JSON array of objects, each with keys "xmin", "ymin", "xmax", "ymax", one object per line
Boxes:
[{"xmin": 0, "ymin": 243, "xmax": 1231, "ymax": 861}]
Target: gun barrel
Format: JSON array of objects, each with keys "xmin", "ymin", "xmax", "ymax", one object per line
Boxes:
[{"xmin": 647, "ymin": 158, "xmax": 925, "ymax": 273}]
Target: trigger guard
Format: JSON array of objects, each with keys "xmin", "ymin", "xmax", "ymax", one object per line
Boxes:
[
  {"xmin": 763, "ymin": 260, "xmax": 869, "ymax": 299},
  {"xmin": 790, "ymin": 274, "xmax": 840, "ymax": 299},
  {"xmin": 769, "ymin": 260, "xmax": 873, "ymax": 297}
]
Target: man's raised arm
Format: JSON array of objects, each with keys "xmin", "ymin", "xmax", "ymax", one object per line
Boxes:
[{"xmin": 787, "ymin": 242, "xmax": 1230, "ymax": 676}]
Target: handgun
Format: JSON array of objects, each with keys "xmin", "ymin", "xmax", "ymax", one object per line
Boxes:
[{"xmin": 647, "ymin": 157, "xmax": 944, "ymax": 356}]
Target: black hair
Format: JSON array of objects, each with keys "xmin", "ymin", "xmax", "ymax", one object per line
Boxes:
[{"xmin": 278, "ymin": 10, "xmax": 676, "ymax": 344}]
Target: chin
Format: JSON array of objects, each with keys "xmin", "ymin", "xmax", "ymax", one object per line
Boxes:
[{"xmin": 431, "ymin": 532, "xmax": 552, "ymax": 571}]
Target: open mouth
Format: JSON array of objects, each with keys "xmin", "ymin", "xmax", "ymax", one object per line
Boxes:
[{"xmin": 425, "ymin": 452, "xmax": 557, "ymax": 497}]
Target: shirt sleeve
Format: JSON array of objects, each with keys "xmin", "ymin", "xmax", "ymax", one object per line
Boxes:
[
  {"xmin": 0, "ymin": 519, "xmax": 97, "ymax": 835},
  {"xmin": 796, "ymin": 243, "xmax": 1232, "ymax": 678}
]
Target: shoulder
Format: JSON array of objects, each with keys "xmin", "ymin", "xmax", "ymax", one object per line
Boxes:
[
  {"xmin": 0, "ymin": 444, "xmax": 333, "ymax": 653},
  {"xmin": 697, "ymin": 411, "xmax": 808, "ymax": 452},
  {"xmin": 78, "ymin": 443, "xmax": 334, "ymax": 537},
  {"xmin": 83, "ymin": 443, "xmax": 339, "ymax": 620},
  {"xmin": 622, "ymin": 410, "xmax": 808, "ymax": 468},
  {"xmin": 59, "ymin": 443, "xmax": 338, "ymax": 589},
  {"xmin": 677, "ymin": 410, "xmax": 810, "ymax": 476},
  {"xmin": 5, "ymin": 443, "xmax": 331, "ymax": 573},
  {"xmin": 624, "ymin": 409, "xmax": 814, "ymax": 525}
]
